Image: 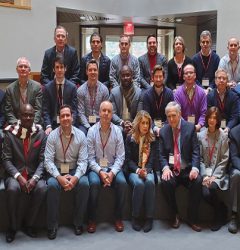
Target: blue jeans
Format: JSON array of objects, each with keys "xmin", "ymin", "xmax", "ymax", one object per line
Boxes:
[
  {"xmin": 129, "ymin": 173, "xmax": 155, "ymax": 218},
  {"xmin": 47, "ymin": 173, "xmax": 89, "ymax": 229},
  {"xmin": 88, "ymin": 170, "xmax": 127, "ymax": 220}
]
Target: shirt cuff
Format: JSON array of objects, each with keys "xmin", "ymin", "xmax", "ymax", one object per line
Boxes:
[
  {"xmin": 162, "ymin": 165, "xmax": 170, "ymax": 172},
  {"xmin": 14, "ymin": 172, "xmax": 21, "ymax": 179}
]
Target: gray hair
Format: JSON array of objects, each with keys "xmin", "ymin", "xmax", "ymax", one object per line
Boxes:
[
  {"xmin": 16, "ymin": 57, "xmax": 31, "ymax": 69},
  {"xmin": 200, "ymin": 30, "xmax": 212, "ymax": 40},
  {"xmin": 165, "ymin": 101, "xmax": 181, "ymax": 115}
]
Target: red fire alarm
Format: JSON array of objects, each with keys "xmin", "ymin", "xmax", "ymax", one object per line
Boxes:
[{"xmin": 124, "ymin": 22, "xmax": 134, "ymax": 35}]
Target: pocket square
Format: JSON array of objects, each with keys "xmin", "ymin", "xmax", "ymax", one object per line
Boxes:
[{"xmin": 33, "ymin": 140, "xmax": 41, "ymax": 148}]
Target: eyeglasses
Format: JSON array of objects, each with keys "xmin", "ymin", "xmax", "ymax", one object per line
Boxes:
[
  {"xmin": 184, "ymin": 71, "xmax": 195, "ymax": 75},
  {"xmin": 216, "ymin": 76, "xmax": 227, "ymax": 81}
]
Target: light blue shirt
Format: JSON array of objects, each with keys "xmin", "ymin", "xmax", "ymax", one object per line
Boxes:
[
  {"xmin": 44, "ymin": 126, "xmax": 88, "ymax": 179},
  {"xmin": 87, "ymin": 122, "xmax": 125, "ymax": 176}
]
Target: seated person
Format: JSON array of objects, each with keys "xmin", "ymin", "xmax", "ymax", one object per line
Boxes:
[
  {"xmin": 109, "ymin": 65, "xmax": 143, "ymax": 135},
  {"xmin": 125, "ymin": 110, "xmax": 157, "ymax": 232},
  {"xmin": 174, "ymin": 64, "xmax": 207, "ymax": 132},
  {"xmin": 2, "ymin": 104, "xmax": 47, "ymax": 243},
  {"xmin": 198, "ymin": 107, "xmax": 229, "ymax": 231},
  {"xmin": 207, "ymin": 69, "xmax": 240, "ymax": 134},
  {"xmin": 43, "ymin": 55, "xmax": 78, "ymax": 135},
  {"xmin": 77, "ymin": 59, "xmax": 109, "ymax": 135},
  {"xmin": 87, "ymin": 101, "xmax": 127, "ymax": 233},
  {"xmin": 143, "ymin": 65, "xmax": 174, "ymax": 137},
  {"xmin": 5, "ymin": 57, "xmax": 42, "ymax": 125},
  {"xmin": 159, "ymin": 101, "xmax": 202, "ymax": 232}
]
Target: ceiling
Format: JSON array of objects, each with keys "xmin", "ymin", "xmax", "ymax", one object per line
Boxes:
[{"xmin": 57, "ymin": 7, "xmax": 217, "ymax": 27}]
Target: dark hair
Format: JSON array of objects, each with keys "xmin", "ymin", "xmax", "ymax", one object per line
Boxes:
[
  {"xmin": 86, "ymin": 59, "xmax": 98, "ymax": 70},
  {"xmin": 152, "ymin": 64, "xmax": 165, "ymax": 77},
  {"xmin": 60, "ymin": 104, "xmax": 73, "ymax": 114},
  {"xmin": 90, "ymin": 32, "xmax": 103, "ymax": 43},
  {"xmin": 53, "ymin": 55, "xmax": 66, "ymax": 68},
  {"xmin": 205, "ymin": 107, "xmax": 221, "ymax": 129},
  {"xmin": 146, "ymin": 34, "xmax": 157, "ymax": 44},
  {"xmin": 54, "ymin": 25, "xmax": 68, "ymax": 37}
]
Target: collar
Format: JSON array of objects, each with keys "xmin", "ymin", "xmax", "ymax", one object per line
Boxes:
[{"xmin": 55, "ymin": 78, "xmax": 65, "ymax": 85}]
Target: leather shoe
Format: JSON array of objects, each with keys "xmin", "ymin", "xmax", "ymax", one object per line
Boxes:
[
  {"xmin": 171, "ymin": 215, "xmax": 180, "ymax": 229},
  {"xmin": 6, "ymin": 229, "xmax": 16, "ymax": 243},
  {"xmin": 87, "ymin": 221, "xmax": 96, "ymax": 233},
  {"xmin": 143, "ymin": 218, "xmax": 153, "ymax": 233},
  {"xmin": 23, "ymin": 227, "xmax": 37, "ymax": 238},
  {"xmin": 190, "ymin": 223, "xmax": 202, "ymax": 232},
  {"xmin": 132, "ymin": 218, "xmax": 141, "ymax": 231},
  {"xmin": 228, "ymin": 216, "xmax": 238, "ymax": 234},
  {"xmin": 74, "ymin": 226, "xmax": 83, "ymax": 235},
  {"xmin": 115, "ymin": 220, "xmax": 124, "ymax": 232},
  {"xmin": 47, "ymin": 228, "xmax": 57, "ymax": 240}
]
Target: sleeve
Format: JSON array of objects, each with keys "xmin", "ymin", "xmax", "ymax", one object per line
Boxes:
[
  {"xmin": 40, "ymin": 52, "xmax": 51, "ymax": 85},
  {"xmin": 198, "ymin": 133, "xmax": 207, "ymax": 177},
  {"xmin": 109, "ymin": 92, "xmax": 122, "ymax": 125},
  {"xmin": 33, "ymin": 85, "xmax": 43, "ymax": 125},
  {"xmin": 132, "ymin": 58, "xmax": 141, "ymax": 87},
  {"xmin": 5, "ymin": 87, "xmax": 18, "ymax": 124},
  {"xmin": 229, "ymin": 130, "xmax": 240, "ymax": 171},
  {"xmin": 69, "ymin": 49, "xmax": 80, "ymax": 85},
  {"xmin": 138, "ymin": 57, "xmax": 150, "ymax": 89},
  {"xmin": 109, "ymin": 59, "xmax": 119, "ymax": 88},
  {"xmin": 80, "ymin": 56, "xmax": 87, "ymax": 85},
  {"xmin": 191, "ymin": 128, "xmax": 200, "ymax": 171},
  {"xmin": 125, "ymin": 135, "xmax": 139, "ymax": 173},
  {"xmin": 197, "ymin": 92, "xmax": 207, "ymax": 127},
  {"xmin": 42, "ymin": 87, "xmax": 51, "ymax": 128},
  {"xmin": 71, "ymin": 85, "xmax": 78, "ymax": 127}
]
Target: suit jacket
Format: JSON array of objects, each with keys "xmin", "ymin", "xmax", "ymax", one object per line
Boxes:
[
  {"xmin": 138, "ymin": 52, "xmax": 168, "ymax": 89},
  {"xmin": 40, "ymin": 44, "xmax": 80, "ymax": 85},
  {"xmin": 229, "ymin": 124, "xmax": 240, "ymax": 171},
  {"xmin": 198, "ymin": 129, "xmax": 229, "ymax": 190},
  {"xmin": 159, "ymin": 119, "xmax": 200, "ymax": 171},
  {"xmin": 2, "ymin": 129, "xmax": 47, "ymax": 179},
  {"xmin": 5, "ymin": 79, "xmax": 42, "ymax": 125},
  {"xmin": 0, "ymin": 89, "xmax": 5, "ymax": 128},
  {"xmin": 80, "ymin": 52, "xmax": 111, "ymax": 88},
  {"xmin": 42, "ymin": 79, "xmax": 78, "ymax": 128},
  {"xmin": 109, "ymin": 85, "xmax": 143, "ymax": 125}
]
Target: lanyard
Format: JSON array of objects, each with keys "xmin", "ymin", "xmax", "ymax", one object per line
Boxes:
[
  {"xmin": 20, "ymin": 92, "xmax": 27, "ymax": 104},
  {"xmin": 155, "ymin": 90, "xmax": 164, "ymax": 111},
  {"xmin": 177, "ymin": 66, "xmax": 183, "ymax": 81},
  {"xmin": 217, "ymin": 93, "xmax": 226, "ymax": 112},
  {"xmin": 230, "ymin": 58, "xmax": 239, "ymax": 80},
  {"xmin": 199, "ymin": 52, "xmax": 212, "ymax": 73},
  {"xmin": 207, "ymin": 135, "xmax": 217, "ymax": 164},
  {"xmin": 184, "ymin": 86, "xmax": 196, "ymax": 108},
  {"xmin": 88, "ymin": 86, "xmax": 97, "ymax": 114},
  {"xmin": 60, "ymin": 134, "xmax": 73, "ymax": 163},
  {"xmin": 100, "ymin": 129, "xmax": 111, "ymax": 158}
]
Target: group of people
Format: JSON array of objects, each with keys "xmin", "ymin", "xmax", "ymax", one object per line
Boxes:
[{"xmin": 1, "ymin": 25, "xmax": 240, "ymax": 243}]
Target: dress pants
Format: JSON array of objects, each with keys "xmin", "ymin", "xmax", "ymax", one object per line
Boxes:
[
  {"xmin": 161, "ymin": 168, "xmax": 202, "ymax": 224},
  {"xmin": 47, "ymin": 174, "xmax": 89, "ymax": 230},
  {"xmin": 88, "ymin": 170, "xmax": 127, "ymax": 221},
  {"xmin": 229, "ymin": 168, "xmax": 240, "ymax": 213},
  {"xmin": 5, "ymin": 177, "xmax": 47, "ymax": 231},
  {"xmin": 128, "ymin": 172, "xmax": 155, "ymax": 218}
]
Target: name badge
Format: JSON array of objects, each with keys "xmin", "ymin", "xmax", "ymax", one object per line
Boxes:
[
  {"xmin": 60, "ymin": 163, "xmax": 69, "ymax": 174},
  {"xmin": 89, "ymin": 115, "xmax": 97, "ymax": 124},
  {"xmin": 221, "ymin": 119, "xmax": 226, "ymax": 129},
  {"xmin": 154, "ymin": 119, "xmax": 162, "ymax": 128},
  {"xmin": 188, "ymin": 115, "xmax": 195, "ymax": 124},
  {"xmin": 176, "ymin": 84, "xmax": 181, "ymax": 89},
  {"xmin": 57, "ymin": 115, "xmax": 60, "ymax": 124},
  {"xmin": 206, "ymin": 168, "xmax": 212, "ymax": 176},
  {"xmin": 99, "ymin": 158, "xmax": 108, "ymax": 168},
  {"xmin": 150, "ymin": 81, "xmax": 154, "ymax": 87},
  {"xmin": 202, "ymin": 78, "xmax": 209, "ymax": 87},
  {"xmin": 169, "ymin": 154, "xmax": 174, "ymax": 165}
]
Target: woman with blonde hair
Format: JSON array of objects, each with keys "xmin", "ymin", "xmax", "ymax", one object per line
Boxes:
[{"xmin": 125, "ymin": 110, "xmax": 157, "ymax": 232}]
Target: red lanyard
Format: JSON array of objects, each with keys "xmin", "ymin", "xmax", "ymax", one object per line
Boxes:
[
  {"xmin": 199, "ymin": 52, "xmax": 212, "ymax": 73},
  {"xmin": 88, "ymin": 86, "xmax": 97, "ymax": 114},
  {"xmin": 184, "ymin": 87, "xmax": 196, "ymax": 107},
  {"xmin": 60, "ymin": 134, "xmax": 73, "ymax": 163},
  {"xmin": 230, "ymin": 58, "xmax": 239, "ymax": 79},
  {"xmin": 207, "ymin": 135, "xmax": 216, "ymax": 164},
  {"xmin": 20, "ymin": 92, "xmax": 27, "ymax": 104},
  {"xmin": 177, "ymin": 66, "xmax": 183, "ymax": 81},
  {"xmin": 100, "ymin": 129, "xmax": 111, "ymax": 157},
  {"xmin": 217, "ymin": 93, "xmax": 225, "ymax": 112},
  {"xmin": 155, "ymin": 91, "xmax": 164, "ymax": 111}
]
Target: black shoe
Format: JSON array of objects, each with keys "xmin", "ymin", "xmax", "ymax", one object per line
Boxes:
[
  {"xmin": 47, "ymin": 228, "xmax": 57, "ymax": 240},
  {"xmin": 171, "ymin": 215, "xmax": 180, "ymax": 229},
  {"xmin": 228, "ymin": 216, "xmax": 238, "ymax": 234},
  {"xmin": 211, "ymin": 222, "xmax": 222, "ymax": 232},
  {"xmin": 74, "ymin": 226, "xmax": 83, "ymax": 235},
  {"xmin": 132, "ymin": 218, "xmax": 141, "ymax": 231},
  {"xmin": 23, "ymin": 227, "xmax": 37, "ymax": 238},
  {"xmin": 6, "ymin": 229, "xmax": 16, "ymax": 243},
  {"xmin": 143, "ymin": 218, "xmax": 153, "ymax": 233}
]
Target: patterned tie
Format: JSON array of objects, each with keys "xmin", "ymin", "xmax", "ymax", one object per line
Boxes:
[
  {"xmin": 173, "ymin": 128, "xmax": 181, "ymax": 175},
  {"xmin": 22, "ymin": 137, "xmax": 29, "ymax": 181}
]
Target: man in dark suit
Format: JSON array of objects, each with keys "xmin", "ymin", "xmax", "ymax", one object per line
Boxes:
[
  {"xmin": 5, "ymin": 57, "xmax": 42, "ymax": 125},
  {"xmin": 80, "ymin": 32, "xmax": 111, "ymax": 88},
  {"xmin": 43, "ymin": 55, "xmax": 78, "ymax": 135},
  {"xmin": 2, "ymin": 104, "xmax": 47, "ymax": 243},
  {"xmin": 159, "ymin": 101, "xmax": 202, "ymax": 232},
  {"xmin": 138, "ymin": 34, "xmax": 168, "ymax": 89},
  {"xmin": 40, "ymin": 25, "xmax": 80, "ymax": 85}
]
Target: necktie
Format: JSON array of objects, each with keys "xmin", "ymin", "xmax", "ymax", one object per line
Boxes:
[
  {"xmin": 22, "ymin": 137, "xmax": 29, "ymax": 181},
  {"xmin": 173, "ymin": 129, "xmax": 181, "ymax": 175},
  {"xmin": 58, "ymin": 84, "xmax": 63, "ymax": 112}
]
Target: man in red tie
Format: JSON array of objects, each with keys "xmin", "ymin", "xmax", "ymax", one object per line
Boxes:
[
  {"xmin": 159, "ymin": 101, "xmax": 202, "ymax": 232},
  {"xmin": 2, "ymin": 104, "xmax": 47, "ymax": 243}
]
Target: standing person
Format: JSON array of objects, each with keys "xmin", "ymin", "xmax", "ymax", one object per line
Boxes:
[
  {"xmin": 138, "ymin": 34, "xmax": 168, "ymax": 89},
  {"xmin": 45, "ymin": 105, "xmax": 89, "ymax": 239},
  {"xmin": 159, "ymin": 101, "xmax": 202, "ymax": 232},
  {"xmin": 87, "ymin": 101, "xmax": 127, "ymax": 233},
  {"xmin": 198, "ymin": 107, "xmax": 229, "ymax": 231},
  {"xmin": 167, "ymin": 36, "xmax": 193, "ymax": 90},
  {"xmin": 192, "ymin": 30, "xmax": 220, "ymax": 90},
  {"xmin": 125, "ymin": 110, "xmax": 157, "ymax": 232},
  {"xmin": 80, "ymin": 32, "xmax": 111, "ymax": 88},
  {"xmin": 109, "ymin": 34, "xmax": 140, "ymax": 88},
  {"xmin": 2, "ymin": 104, "xmax": 47, "ymax": 243},
  {"xmin": 41, "ymin": 25, "xmax": 80, "ymax": 85}
]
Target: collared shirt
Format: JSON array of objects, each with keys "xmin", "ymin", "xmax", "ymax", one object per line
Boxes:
[
  {"xmin": 87, "ymin": 122, "xmax": 125, "ymax": 176},
  {"xmin": 44, "ymin": 126, "xmax": 88, "ymax": 179},
  {"xmin": 77, "ymin": 81, "xmax": 109, "ymax": 129}
]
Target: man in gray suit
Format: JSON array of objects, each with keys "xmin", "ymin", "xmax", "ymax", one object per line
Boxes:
[
  {"xmin": 109, "ymin": 65, "xmax": 143, "ymax": 135},
  {"xmin": 138, "ymin": 34, "xmax": 168, "ymax": 89},
  {"xmin": 5, "ymin": 57, "xmax": 42, "ymax": 125}
]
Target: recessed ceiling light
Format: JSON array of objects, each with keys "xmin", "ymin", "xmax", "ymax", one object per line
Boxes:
[{"xmin": 175, "ymin": 18, "xmax": 182, "ymax": 23}]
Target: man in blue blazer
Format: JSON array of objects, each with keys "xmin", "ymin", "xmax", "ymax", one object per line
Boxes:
[
  {"xmin": 42, "ymin": 56, "xmax": 78, "ymax": 135},
  {"xmin": 159, "ymin": 101, "xmax": 202, "ymax": 232},
  {"xmin": 40, "ymin": 26, "xmax": 80, "ymax": 85}
]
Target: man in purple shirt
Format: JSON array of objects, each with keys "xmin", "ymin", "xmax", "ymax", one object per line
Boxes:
[{"xmin": 174, "ymin": 64, "xmax": 207, "ymax": 132}]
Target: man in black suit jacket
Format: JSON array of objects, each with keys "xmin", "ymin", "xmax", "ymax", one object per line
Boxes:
[
  {"xmin": 2, "ymin": 104, "xmax": 47, "ymax": 243},
  {"xmin": 80, "ymin": 33, "xmax": 111, "ymax": 88},
  {"xmin": 228, "ymin": 124, "xmax": 240, "ymax": 234},
  {"xmin": 159, "ymin": 101, "xmax": 202, "ymax": 232},
  {"xmin": 40, "ymin": 26, "xmax": 80, "ymax": 85},
  {"xmin": 42, "ymin": 56, "xmax": 78, "ymax": 135}
]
